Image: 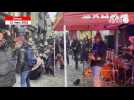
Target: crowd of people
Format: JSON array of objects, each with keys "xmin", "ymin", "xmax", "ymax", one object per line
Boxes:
[
  {"xmin": 70, "ymin": 32, "xmax": 106, "ymax": 70},
  {"xmin": 0, "ymin": 29, "xmax": 134, "ymax": 87},
  {"xmin": 0, "ymin": 29, "xmax": 66, "ymax": 87},
  {"xmin": 70, "ymin": 31, "xmax": 134, "ymax": 86},
  {"xmin": 12, "ymin": 35, "xmax": 66, "ymax": 87}
]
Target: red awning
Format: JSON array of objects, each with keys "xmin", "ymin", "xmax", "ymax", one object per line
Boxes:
[{"xmin": 53, "ymin": 12, "xmax": 134, "ymax": 31}]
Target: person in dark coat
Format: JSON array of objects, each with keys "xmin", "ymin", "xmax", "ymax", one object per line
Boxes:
[
  {"xmin": 14, "ymin": 36, "xmax": 36, "ymax": 87},
  {"xmin": 71, "ymin": 38, "xmax": 81, "ymax": 70},
  {"xmin": 81, "ymin": 37, "xmax": 92, "ymax": 62},
  {"xmin": 81, "ymin": 37, "xmax": 92, "ymax": 69},
  {"xmin": 45, "ymin": 44, "xmax": 55, "ymax": 75},
  {"xmin": 91, "ymin": 32, "xmax": 107, "ymax": 81},
  {"xmin": 0, "ymin": 32, "xmax": 16, "ymax": 87},
  {"xmin": 92, "ymin": 32, "xmax": 107, "ymax": 67},
  {"xmin": 66, "ymin": 36, "xmax": 70, "ymax": 65}
]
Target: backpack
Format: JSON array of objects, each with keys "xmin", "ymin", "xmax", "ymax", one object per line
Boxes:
[{"xmin": 26, "ymin": 47, "xmax": 37, "ymax": 67}]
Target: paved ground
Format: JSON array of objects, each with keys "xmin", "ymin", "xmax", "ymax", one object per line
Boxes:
[
  {"xmin": 67, "ymin": 55, "xmax": 119, "ymax": 87},
  {"xmin": 67, "ymin": 55, "xmax": 95, "ymax": 87},
  {"xmin": 13, "ymin": 54, "xmax": 119, "ymax": 87},
  {"xmin": 13, "ymin": 65, "xmax": 64, "ymax": 87}
]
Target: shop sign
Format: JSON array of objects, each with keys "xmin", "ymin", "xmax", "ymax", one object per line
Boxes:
[{"xmin": 81, "ymin": 13, "xmax": 129, "ymax": 24}]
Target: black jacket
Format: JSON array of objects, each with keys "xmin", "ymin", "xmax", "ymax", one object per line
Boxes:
[
  {"xmin": 0, "ymin": 40, "xmax": 16, "ymax": 86},
  {"xmin": 71, "ymin": 40, "xmax": 81, "ymax": 54},
  {"xmin": 16, "ymin": 43, "xmax": 33, "ymax": 72}
]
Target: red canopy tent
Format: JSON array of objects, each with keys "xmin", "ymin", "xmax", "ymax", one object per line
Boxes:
[
  {"xmin": 53, "ymin": 12, "xmax": 134, "ymax": 87},
  {"xmin": 54, "ymin": 12, "xmax": 134, "ymax": 31}
]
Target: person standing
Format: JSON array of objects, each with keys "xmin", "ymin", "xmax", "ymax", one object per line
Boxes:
[
  {"xmin": 14, "ymin": 36, "xmax": 36, "ymax": 87},
  {"xmin": 0, "ymin": 32, "xmax": 16, "ymax": 87},
  {"xmin": 91, "ymin": 32, "xmax": 107, "ymax": 85},
  {"xmin": 66, "ymin": 36, "xmax": 70, "ymax": 65},
  {"xmin": 46, "ymin": 44, "xmax": 55, "ymax": 75},
  {"xmin": 71, "ymin": 38, "xmax": 81, "ymax": 70},
  {"xmin": 81, "ymin": 37, "xmax": 92, "ymax": 67}
]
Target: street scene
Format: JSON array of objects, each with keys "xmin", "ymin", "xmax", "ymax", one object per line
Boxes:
[
  {"xmin": 0, "ymin": 12, "xmax": 65, "ymax": 87},
  {"xmin": 0, "ymin": 12, "xmax": 134, "ymax": 87},
  {"xmin": 54, "ymin": 12, "xmax": 134, "ymax": 87}
]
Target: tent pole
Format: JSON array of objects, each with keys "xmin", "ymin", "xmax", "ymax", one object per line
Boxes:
[
  {"xmin": 64, "ymin": 25, "xmax": 67, "ymax": 87},
  {"xmin": 54, "ymin": 34, "xmax": 56, "ymax": 76},
  {"xmin": 91, "ymin": 30, "xmax": 93, "ymax": 48},
  {"xmin": 115, "ymin": 30, "xmax": 119, "ymax": 55}
]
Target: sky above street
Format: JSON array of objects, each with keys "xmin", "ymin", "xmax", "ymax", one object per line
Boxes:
[{"xmin": 48, "ymin": 12, "xmax": 57, "ymax": 22}]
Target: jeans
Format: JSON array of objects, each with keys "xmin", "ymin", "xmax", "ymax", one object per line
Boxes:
[
  {"xmin": 83, "ymin": 61, "xmax": 90, "ymax": 68},
  {"xmin": 92, "ymin": 66, "xmax": 102, "ymax": 87},
  {"xmin": 74, "ymin": 55, "xmax": 78, "ymax": 70},
  {"xmin": 20, "ymin": 70, "xmax": 30, "ymax": 87},
  {"xmin": 92, "ymin": 66, "xmax": 102, "ymax": 80}
]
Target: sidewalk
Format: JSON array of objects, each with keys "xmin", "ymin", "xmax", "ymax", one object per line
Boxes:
[
  {"xmin": 13, "ymin": 65, "xmax": 64, "ymax": 87},
  {"xmin": 67, "ymin": 55, "xmax": 94, "ymax": 87},
  {"xmin": 67, "ymin": 55, "xmax": 119, "ymax": 87}
]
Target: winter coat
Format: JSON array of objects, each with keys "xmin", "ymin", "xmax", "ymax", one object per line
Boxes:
[
  {"xmin": 0, "ymin": 41, "xmax": 16, "ymax": 87},
  {"xmin": 91, "ymin": 41, "xmax": 107, "ymax": 67},
  {"xmin": 92, "ymin": 41, "xmax": 106, "ymax": 58},
  {"xmin": 71, "ymin": 40, "xmax": 81, "ymax": 55},
  {"xmin": 81, "ymin": 41, "xmax": 91, "ymax": 61},
  {"xmin": 16, "ymin": 43, "xmax": 34, "ymax": 73}
]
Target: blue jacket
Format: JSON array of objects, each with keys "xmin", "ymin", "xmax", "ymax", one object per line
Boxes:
[{"xmin": 93, "ymin": 41, "xmax": 106, "ymax": 57}]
